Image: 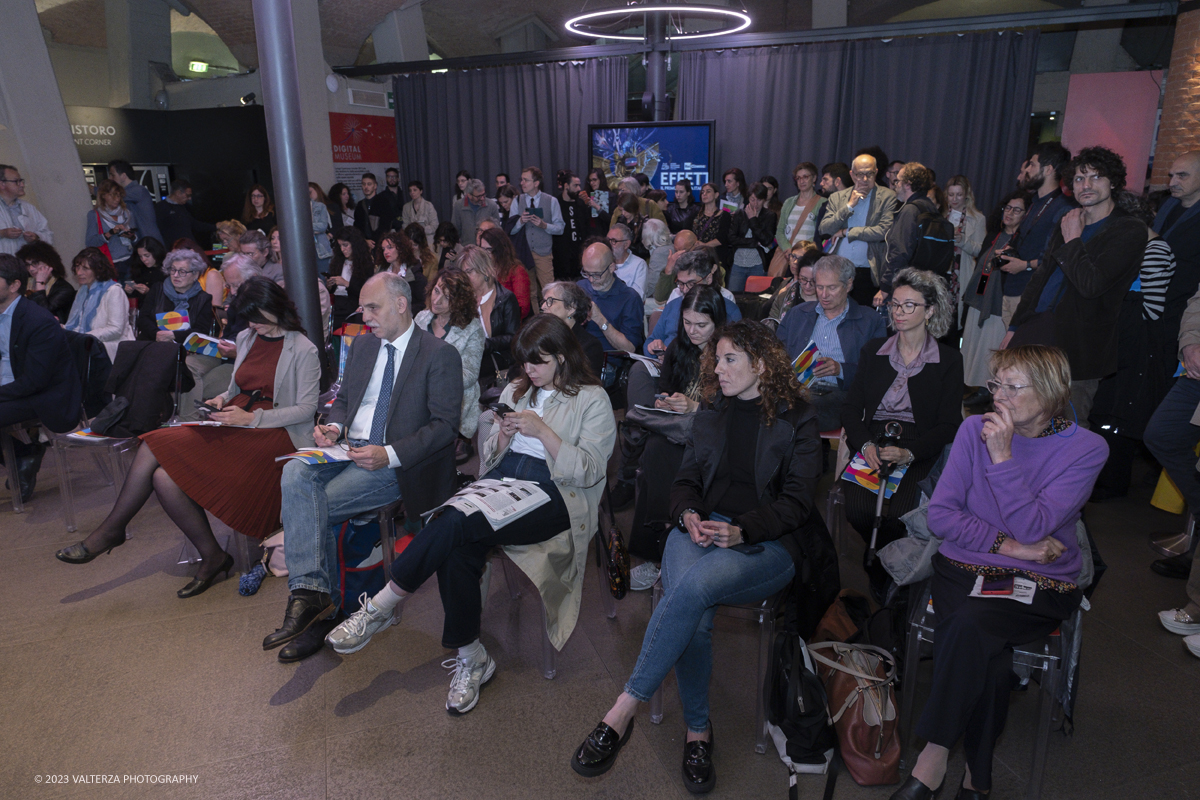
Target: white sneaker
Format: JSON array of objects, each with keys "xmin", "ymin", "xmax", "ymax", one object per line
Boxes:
[
  {"xmin": 325, "ymin": 593, "xmax": 398, "ymax": 654},
  {"xmin": 629, "ymin": 562, "xmax": 660, "ymax": 592},
  {"xmin": 1158, "ymin": 608, "xmax": 1200, "ymax": 636},
  {"xmin": 1185, "ymin": 634, "xmax": 1200, "ymax": 660},
  {"xmin": 444, "ymin": 653, "xmax": 496, "ymax": 715}
]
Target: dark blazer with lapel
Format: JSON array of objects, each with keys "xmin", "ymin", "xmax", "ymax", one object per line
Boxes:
[
  {"xmin": 0, "ymin": 297, "xmax": 82, "ymax": 432},
  {"xmin": 330, "ymin": 325, "xmax": 463, "ymax": 516},
  {"xmin": 841, "ymin": 336, "xmax": 964, "ymax": 463}
]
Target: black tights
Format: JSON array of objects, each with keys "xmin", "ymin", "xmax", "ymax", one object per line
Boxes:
[{"xmin": 82, "ymin": 443, "xmax": 226, "ymax": 577}]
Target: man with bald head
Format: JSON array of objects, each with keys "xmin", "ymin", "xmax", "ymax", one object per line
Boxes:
[
  {"xmin": 577, "ymin": 242, "xmax": 643, "ymax": 353},
  {"xmin": 1156, "ymin": 151, "xmax": 1200, "ymax": 346},
  {"xmin": 652, "ymin": 230, "xmax": 699, "ymax": 303},
  {"xmin": 818, "ymin": 153, "xmax": 898, "ymax": 307},
  {"xmin": 265, "ymin": 271, "xmax": 462, "ymax": 663}
]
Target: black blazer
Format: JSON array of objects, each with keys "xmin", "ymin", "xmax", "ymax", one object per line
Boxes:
[
  {"xmin": 725, "ymin": 208, "xmax": 779, "ymax": 271},
  {"xmin": 0, "ymin": 298, "xmax": 82, "ymax": 432},
  {"xmin": 484, "ymin": 285, "xmax": 523, "ymax": 368},
  {"xmin": 27, "ymin": 279, "xmax": 76, "ymax": 325},
  {"xmin": 841, "ymin": 336, "xmax": 964, "ymax": 463},
  {"xmin": 331, "ymin": 327, "xmax": 462, "ymax": 516},
  {"xmin": 136, "ymin": 283, "xmax": 216, "ymax": 343}
]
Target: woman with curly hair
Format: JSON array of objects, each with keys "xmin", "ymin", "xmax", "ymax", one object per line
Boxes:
[
  {"xmin": 841, "ymin": 267, "xmax": 964, "ymax": 600},
  {"xmin": 573, "ymin": 319, "xmax": 832, "ymax": 794},
  {"xmin": 328, "ymin": 226, "xmax": 373, "ymax": 328},
  {"xmin": 376, "ymin": 228, "xmax": 427, "ymax": 314},
  {"xmin": 480, "ymin": 227, "xmax": 532, "ymax": 318},
  {"xmin": 415, "ymin": 268, "xmax": 486, "ymax": 454}
]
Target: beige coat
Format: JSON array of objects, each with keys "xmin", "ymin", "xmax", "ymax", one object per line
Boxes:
[
  {"xmin": 481, "ymin": 383, "xmax": 617, "ymax": 650},
  {"xmin": 217, "ymin": 329, "xmax": 321, "ymax": 448}
]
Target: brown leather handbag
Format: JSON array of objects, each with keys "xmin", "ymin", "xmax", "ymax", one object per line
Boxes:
[{"xmin": 808, "ymin": 642, "xmax": 900, "ymax": 787}]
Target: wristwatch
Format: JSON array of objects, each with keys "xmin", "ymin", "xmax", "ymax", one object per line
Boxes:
[
  {"xmin": 678, "ymin": 508, "xmax": 700, "ymax": 529},
  {"xmin": 600, "ymin": 322, "xmax": 609, "ymax": 332}
]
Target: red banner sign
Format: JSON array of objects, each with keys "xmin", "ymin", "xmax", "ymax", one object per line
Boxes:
[{"xmin": 329, "ymin": 112, "xmax": 398, "ymax": 164}]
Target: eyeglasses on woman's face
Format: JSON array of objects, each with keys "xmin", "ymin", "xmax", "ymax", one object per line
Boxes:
[
  {"xmin": 888, "ymin": 300, "xmax": 927, "ymax": 315},
  {"xmin": 169, "ymin": 267, "xmax": 194, "ymax": 277},
  {"xmin": 986, "ymin": 379, "xmax": 1032, "ymax": 397}
]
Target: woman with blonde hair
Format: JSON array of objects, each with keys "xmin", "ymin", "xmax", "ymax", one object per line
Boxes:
[
  {"xmin": 459, "ymin": 244, "xmax": 521, "ymax": 385},
  {"xmin": 85, "ymin": 179, "xmax": 137, "ymax": 282},
  {"xmin": 216, "ymin": 219, "xmax": 247, "ymax": 252},
  {"xmin": 944, "ymin": 175, "xmax": 987, "ymax": 321}
]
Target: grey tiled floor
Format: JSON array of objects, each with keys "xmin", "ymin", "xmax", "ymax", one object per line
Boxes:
[{"xmin": 1, "ymin": 446, "xmax": 1196, "ymax": 799}]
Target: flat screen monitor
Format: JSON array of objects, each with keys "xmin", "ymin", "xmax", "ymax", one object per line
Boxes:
[{"xmin": 588, "ymin": 121, "xmax": 715, "ymax": 201}]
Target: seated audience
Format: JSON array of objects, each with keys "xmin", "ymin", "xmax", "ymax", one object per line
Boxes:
[
  {"xmin": 460, "ymin": 244, "xmax": 521, "ymax": 384},
  {"xmin": 768, "ymin": 240, "xmax": 821, "ymax": 321},
  {"xmin": 608, "ymin": 222, "xmax": 648, "ymax": 301},
  {"xmin": 56, "ymin": 278, "xmax": 322, "ymax": 599},
  {"xmin": 626, "ymin": 284, "xmax": 728, "ymax": 589},
  {"xmin": 614, "ymin": 194, "xmax": 650, "ymax": 262},
  {"xmin": 240, "ymin": 229, "xmax": 278, "ymax": 284},
  {"xmin": 578, "ymin": 241, "xmax": 644, "ymax": 353},
  {"xmin": 961, "ymin": 190, "xmax": 1031, "ymax": 402},
  {"xmin": 215, "ymin": 219, "xmax": 246, "ymax": 253},
  {"xmin": 65, "ymin": 247, "xmax": 134, "ymax": 362},
  {"xmin": 377, "ymin": 229, "xmax": 427, "ymax": 314},
  {"xmin": 137, "ymin": 248, "xmax": 216, "ymax": 344},
  {"xmin": 654, "ymin": 230, "xmax": 699, "ymax": 303},
  {"xmin": 242, "ymin": 184, "xmax": 277, "ymax": 235},
  {"xmin": 170, "ymin": 238, "xmax": 226, "ymax": 311},
  {"xmin": 323, "ymin": 315, "xmax": 615, "ymax": 716},
  {"xmin": 17, "ymin": 240, "xmax": 75, "ymax": 324},
  {"xmin": 608, "ymin": 176, "xmax": 666, "ymax": 228},
  {"xmin": 776, "ymin": 254, "xmax": 887, "ymax": 431},
  {"xmin": 645, "ymin": 247, "xmax": 740, "ymax": 355},
  {"xmin": 415, "ymin": 267, "xmax": 485, "ymax": 461},
  {"xmin": 725, "ymin": 182, "xmax": 779, "ymax": 292},
  {"xmin": 0, "ymin": 255, "xmax": 82, "ymax": 501},
  {"xmin": 433, "ymin": 220, "xmax": 463, "ymax": 271},
  {"xmin": 85, "ymin": 179, "xmax": 138, "ymax": 283},
  {"xmin": 128, "ymin": 236, "xmax": 167, "ymax": 303},
  {"xmin": 572, "ymin": 320, "xmax": 824, "ymax": 793},
  {"xmin": 328, "ymin": 226, "xmax": 373, "ymax": 330},
  {"xmin": 263, "ymin": 272, "xmax": 463, "ymax": 662},
  {"xmin": 405, "ymin": 223, "xmax": 438, "ymax": 285},
  {"xmin": 540, "ymin": 280, "xmax": 605, "ymax": 375},
  {"xmin": 481, "ymin": 227, "xmax": 533, "ymax": 318},
  {"xmin": 899, "ymin": 345, "xmax": 1106, "ymax": 800},
  {"xmin": 841, "ymin": 268, "xmax": 963, "ymax": 599},
  {"xmin": 664, "ymin": 178, "xmax": 700, "ymax": 235}
]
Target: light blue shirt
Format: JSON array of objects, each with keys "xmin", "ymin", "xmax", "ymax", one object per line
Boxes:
[
  {"xmin": 811, "ymin": 302, "xmax": 848, "ymax": 386},
  {"xmin": 0, "ymin": 294, "xmax": 21, "ymax": 386},
  {"xmin": 839, "ymin": 189, "xmax": 872, "ymax": 270}
]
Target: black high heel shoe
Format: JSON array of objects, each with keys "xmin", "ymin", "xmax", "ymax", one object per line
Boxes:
[
  {"xmin": 890, "ymin": 775, "xmax": 945, "ymax": 800},
  {"xmin": 177, "ymin": 552, "xmax": 235, "ymax": 599},
  {"xmin": 55, "ymin": 533, "xmax": 127, "ymax": 564}
]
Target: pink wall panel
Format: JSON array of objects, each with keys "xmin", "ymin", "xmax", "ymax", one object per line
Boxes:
[{"xmin": 1061, "ymin": 71, "xmax": 1162, "ymax": 194}]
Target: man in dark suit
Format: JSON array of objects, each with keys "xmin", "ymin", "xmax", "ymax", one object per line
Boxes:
[
  {"xmin": 264, "ymin": 271, "xmax": 462, "ymax": 662},
  {"xmin": 0, "ymin": 254, "xmax": 82, "ymax": 500},
  {"xmin": 154, "ymin": 180, "xmax": 216, "ymax": 247}
]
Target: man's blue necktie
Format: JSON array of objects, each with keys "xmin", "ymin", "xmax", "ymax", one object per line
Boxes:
[{"xmin": 368, "ymin": 343, "xmax": 395, "ymax": 445}]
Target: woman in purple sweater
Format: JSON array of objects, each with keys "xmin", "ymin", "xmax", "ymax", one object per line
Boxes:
[{"xmin": 892, "ymin": 345, "xmax": 1107, "ymax": 800}]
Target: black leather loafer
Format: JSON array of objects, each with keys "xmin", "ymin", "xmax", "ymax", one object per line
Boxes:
[
  {"xmin": 1151, "ymin": 554, "xmax": 1192, "ymax": 580},
  {"xmin": 263, "ymin": 591, "xmax": 334, "ymax": 650},
  {"xmin": 278, "ymin": 618, "xmax": 338, "ymax": 663},
  {"xmin": 955, "ymin": 787, "xmax": 988, "ymax": 800},
  {"xmin": 889, "ymin": 775, "xmax": 944, "ymax": 800},
  {"xmin": 682, "ymin": 724, "xmax": 715, "ymax": 794},
  {"xmin": 571, "ymin": 717, "xmax": 635, "ymax": 777}
]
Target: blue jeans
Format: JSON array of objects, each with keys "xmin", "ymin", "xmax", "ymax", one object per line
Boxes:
[
  {"xmin": 1144, "ymin": 376, "xmax": 1200, "ymax": 512},
  {"xmin": 727, "ymin": 262, "xmax": 765, "ymax": 293},
  {"xmin": 281, "ymin": 456, "xmax": 401, "ymax": 607},
  {"xmin": 624, "ymin": 527, "xmax": 795, "ymax": 732}
]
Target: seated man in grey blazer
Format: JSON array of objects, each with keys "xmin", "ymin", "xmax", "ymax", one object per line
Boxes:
[{"xmin": 263, "ymin": 271, "xmax": 463, "ymax": 663}]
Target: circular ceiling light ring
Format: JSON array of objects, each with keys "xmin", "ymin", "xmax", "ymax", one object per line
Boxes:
[{"xmin": 565, "ymin": 5, "xmax": 751, "ymax": 41}]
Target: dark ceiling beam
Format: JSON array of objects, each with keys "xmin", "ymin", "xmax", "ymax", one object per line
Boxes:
[{"xmin": 333, "ymin": 0, "xmax": 1178, "ymax": 77}]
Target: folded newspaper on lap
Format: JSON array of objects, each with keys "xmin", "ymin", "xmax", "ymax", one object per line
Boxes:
[
  {"xmin": 424, "ymin": 478, "xmax": 550, "ymax": 530},
  {"xmin": 968, "ymin": 574, "xmax": 1036, "ymax": 604},
  {"xmin": 275, "ymin": 446, "xmax": 352, "ymax": 465}
]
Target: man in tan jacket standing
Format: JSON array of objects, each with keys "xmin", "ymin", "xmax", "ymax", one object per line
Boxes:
[{"xmin": 818, "ymin": 153, "xmax": 899, "ymax": 308}]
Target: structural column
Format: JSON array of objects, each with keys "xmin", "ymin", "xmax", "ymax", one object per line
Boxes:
[
  {"xmin": 253, "ymin": 0, "xmax": 323, "ymax": 353},
  {"xmin": 105, "ymin": 0, "xmax": 173, "ymax": 109},
  {"xmin": 0, "ymin": 0, "xmax": 94, "ymax": 260},
  {"xmin": 1151, "ymin": 2, "xmax": 1200, "ymax": 188}
]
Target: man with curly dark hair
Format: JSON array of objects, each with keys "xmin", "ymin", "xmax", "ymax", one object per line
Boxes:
[{"xmin": 1005, "ymin": 145, "xmax": 1147, "ymax": 424}]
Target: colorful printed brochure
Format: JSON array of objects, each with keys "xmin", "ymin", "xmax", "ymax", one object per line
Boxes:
[
  {"xmin": 182, "ymin": 332, "xmax": 228, "ymax": 358},
  {"xmin": 841, "ymin": 451, "xmax": 909, "ymax": 499},
  {"xmin": 156, "ymin": 311, "xmax": 190, "ymax": 331},
  {"xmin": 791, "ymin": 340, "xmax": 821, "ymax": 386},
  {"xmin": 275, "ymin": 447, "xmax": 352, "ymax": 465}
]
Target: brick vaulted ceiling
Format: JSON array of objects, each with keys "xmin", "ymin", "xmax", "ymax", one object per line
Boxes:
[{"xmin": 35, "ymin": 0, "xmax": 1073, "ymax": 69}]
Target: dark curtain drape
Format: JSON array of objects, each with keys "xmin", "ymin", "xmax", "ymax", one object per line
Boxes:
[
  {"xmin": 393, "ymin": 58, "xmax": 628, "ymax": 223},
  {"xmin": 678, "ymin": 31, "xmax": 1039, "ymax": 212}
]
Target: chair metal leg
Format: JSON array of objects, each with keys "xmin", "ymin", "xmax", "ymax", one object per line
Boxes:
[
  {"xmin": 52, "ymin": 438, "xmax": 77, "ymax": 532},
  {"xmin": 499, "ymin": 552, "xmax": 522, "ymax": 600},
  {"xmin": 825, "ymin": 485, "xmax": 844, "ymax": 557},
  {"xmin": 177, "ymin": 538, "xmax": 202, "ymax": 565},
  {"xmin": 539, "ymin": 600, "xmax": 557, "ymax": 680},
  {"xmin": 1026, "ymin": 645, "xmax": 1061, "ymax": 800},
  {"xmin": 595, "ymin": 532, "xmax": 617, "ymax": 620},
  {"xmin": 755, "ymin": 604, "xmax": 775, "ymax": 754},
  {"xmin": 1, "ymin": 428, "xmax": 23, "ymax": 513},
  {"xmin": 379, "ymin": 510, "xmax": 397, "ymax": 576},
  {"xmin": 899, "ymin": 614, "xmax": 926, "ymax": 770},
  {"xmin": 226, "ymin": 532, "xmax": 252, "ymax": 574},
  {"xmin": 1150, "ymin": 511, "xmax": 1195, "ymax": 557}
]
